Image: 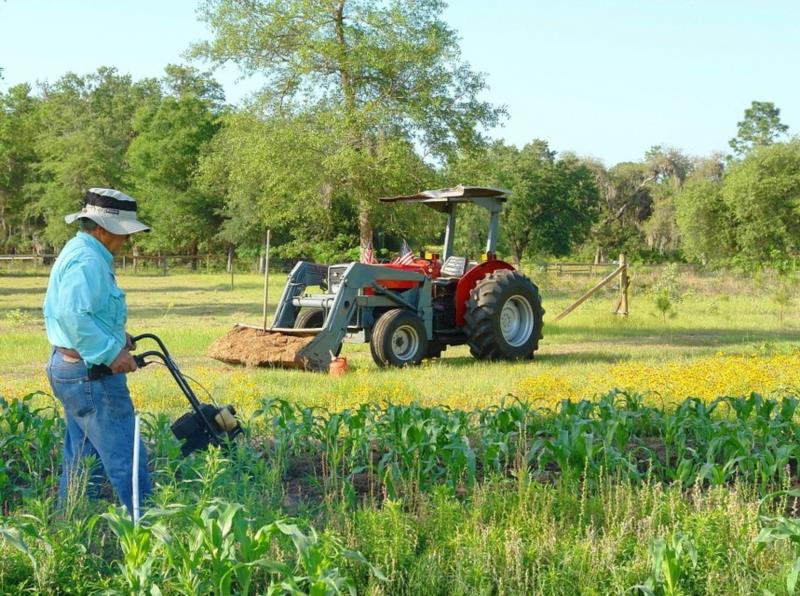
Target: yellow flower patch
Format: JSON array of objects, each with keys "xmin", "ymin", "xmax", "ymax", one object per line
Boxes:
[{"xmin": 515, "ymin": 352, "xmax": 800, "ymax": 406}]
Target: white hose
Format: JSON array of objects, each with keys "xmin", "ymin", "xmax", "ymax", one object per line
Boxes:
[{"xmin": 132, "ymin": 414, "xmax": 140, "ymax": 523}]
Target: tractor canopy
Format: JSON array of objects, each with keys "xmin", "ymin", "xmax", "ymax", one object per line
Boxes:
[
  {"xmin": 381, "ymin": 185, "xmax": 510, "ymax": 261},
  {"xmin": 379, "ymin": 184, "xmax": 509, "ymax": 213}
]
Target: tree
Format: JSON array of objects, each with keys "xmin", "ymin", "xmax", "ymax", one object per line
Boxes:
[
  {"xmin": 126, "ymin": 65, "xmax": 225, "ymax": 257},
  {"xmin": 721, "ymin": 141, "xmax": 800, "ymax": 267},
  {"xmin": 586, "ymin": 160, "xmax": 654, "ymax": 260},
  {"xmin": 675, "ymin": 165, "xmax": 733, "ymax": 265},
  {"xmin": 32, "ymin": 68, "xmax": 160, "ymax": 247},
  {"xmin": 641, "ymin": 146, "xmax": 693, "ymax": 255},
  {"xmin": 728, "ymin": 101, "xmax": 789, "ymax": 157},
  {"xmin": 449, "ymin": 140, "xmax": 601, "ymax": 264},
  {"xmin": 193, "ymin": 0, "xmax": 502, "ymax": 252},
  {"xmin": 0, "ymin": 84, "xmax": 40, "ymax": 252},
  {"xmin": 196, "ymin": 109, "xmax": 341, "ymax": 260}
]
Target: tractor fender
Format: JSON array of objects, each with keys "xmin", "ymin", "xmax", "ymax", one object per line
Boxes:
[{"xmin": 454, "ymin": 260, "xmax": 516, "ymax": 327}]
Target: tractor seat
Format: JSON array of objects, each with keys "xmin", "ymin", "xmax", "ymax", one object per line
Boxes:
[{"xmin": 440, "ymin": 255, "xmax": 468, "ymax": 277}]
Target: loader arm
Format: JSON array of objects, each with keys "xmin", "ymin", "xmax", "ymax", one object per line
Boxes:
[
  {"xmin": 291, "ymin": 262, "xmax": 429, "ymax": 371},
  {"xmin": 272, "ymin": 261, "xmax": 329, "ymax": 328}
]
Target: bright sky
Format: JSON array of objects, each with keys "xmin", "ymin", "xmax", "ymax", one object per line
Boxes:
[{"xmin": 1, "ymin": 0, "xmax": 798, "ymax": 165}]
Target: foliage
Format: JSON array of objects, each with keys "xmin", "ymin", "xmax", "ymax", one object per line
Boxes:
[
  {"xmin": 722, "ymin": 141, "xmax": 800, "ymax": 268},
  {"xmin": 0, "ymin": 84, "xmax": 40, "ymax": 252},
  {"xmin": 636, "ymin": 531, "xmax": 698, "ymax": 596},
  {"xmin": 449, "ymin": 140, "xmax": 601, "ymax": 262},
  {"xmin": 770, "ymin": 273, "xmax": 797, "ymax": 323},
  {"xmin": 674, "ymin": 172, "xmax": 735, "ymax": 265},
  {"xmin": 728, "ymin": 101, "xmax": 789, "ymax": 157},
  {"xmin": 127, "ymin": 65, "xmax": 225, "ymax": 255},
  {"xmin": 3, "ymin": 390, "xmax": 800, "ymax": 592},
  {"xmin": 0, "ymin": 394, "xmax": 62, "ymax": 509},
  {"xmin": 32, "ymin": 68, "xmax": 161, "ymax": 247},
  {"xmin": 193, "ymin": 0, "xmax": 502, "ymax": 249},
  {"xmin": 755, "ymin": 489, "xmax": 800, "ymax": 594},
  {"xmin": 648, "ymin": 263, "xmax": 682, "ymax": 321}
]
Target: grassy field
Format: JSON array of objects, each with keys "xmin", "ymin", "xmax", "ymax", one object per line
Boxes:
[
  {"xmin": 2, "ymin": 265, "xmax": 800, "ymax": 594},
  {"xmin": 1, "ymin": 267, "xmax": 798, "ymax": 413}
]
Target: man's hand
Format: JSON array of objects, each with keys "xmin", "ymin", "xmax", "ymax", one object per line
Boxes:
[
  {"xmin": 110, "ymin": 349, "xmax": 138, "ymax": 374},
  {"xmin": 125, "ymin": 333, "xmax": 136, "ymax": 351}
]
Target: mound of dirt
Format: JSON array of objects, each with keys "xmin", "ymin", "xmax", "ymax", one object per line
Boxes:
[{"xmin": 207, "ymin": 325, "xmax": 315, "ymax": 369}]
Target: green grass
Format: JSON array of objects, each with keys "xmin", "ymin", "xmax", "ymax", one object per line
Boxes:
[
  {"xmin": 1, "ymin": 268, "xmax": 797, "ymax": 414},
  {"xmin": 2, "ymin": 266, "xmax": 800, "ymax": 594},
  {"xmin": 3, "ymin": 392, "xmax": 800, "ymax": 594}
]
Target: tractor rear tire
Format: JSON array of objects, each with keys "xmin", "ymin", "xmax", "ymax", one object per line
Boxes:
[
  {"xmin": 370, "ymin": 309, "xmax": 428, "ymax": 367},
  {"xmin": 465, "ymin": 270, "xmax": 544, "ymax": 361},
  {"xmin": 294, "ymin": 308, "xmax": 325, "ymax": 328}
]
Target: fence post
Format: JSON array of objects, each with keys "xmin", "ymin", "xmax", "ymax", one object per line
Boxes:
[
  {"xmin": 262, "ymin": 230, "xmax": 271, "ymax": 330},
  {"xmin": 615, "ymin": 253, "xmax": 629, "ymax": 316},
  {"xmin": 162, "ymin": 256, "xmax": 167, "ymax": 276}
]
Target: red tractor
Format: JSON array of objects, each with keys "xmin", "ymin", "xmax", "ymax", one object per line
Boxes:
[{"xmin": 212, "ymin": 186, "xmax": 544, "ymax": 371}]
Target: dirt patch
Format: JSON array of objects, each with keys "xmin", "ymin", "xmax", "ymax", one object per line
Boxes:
[{"xmin": 207, "ymin": 325, "xmax": 315, "ymax": 368}]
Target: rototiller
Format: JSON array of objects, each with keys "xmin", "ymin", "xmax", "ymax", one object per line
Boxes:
[{"xmin": 131, "ymin": 333, "xmax": 242, "ymax": 456}]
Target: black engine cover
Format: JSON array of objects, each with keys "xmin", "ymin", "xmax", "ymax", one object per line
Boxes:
[{"xmin": 171, "ymin": 403, "xmax": 226, "ymax": 456}]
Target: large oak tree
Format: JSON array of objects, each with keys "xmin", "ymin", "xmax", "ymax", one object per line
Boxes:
[{"xmin": 193, "ymin": 0, "xmax": 502, "ymax": 251}]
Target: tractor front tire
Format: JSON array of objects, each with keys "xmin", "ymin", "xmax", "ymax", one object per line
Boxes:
[
  {"xmin": 295, "ymin": 308, "xmax": 341, "ymax": 356},
  {"xmin": 370, "ymin": 309, "xmax": 428, "ymax": 368},
  {"xmin": 294, "ymin": 308, "xmax": 325, "ymax": 328},
  {"xmin": 465, "ymin": 270, "xmax": 544, "ymax": 361}
]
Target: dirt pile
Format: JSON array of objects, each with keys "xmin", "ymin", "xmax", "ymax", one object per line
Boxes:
[{"xmin": 207, "ymin": 325, "xmax": 315, "ymax": 369}]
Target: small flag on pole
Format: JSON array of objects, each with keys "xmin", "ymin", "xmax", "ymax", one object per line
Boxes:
[
  {"xmin": 361, "ymin": 241, "xmax": 376, "ymax": 264},
  {"xmin": 392, "ymin": 239, "xmax": 415, "ymax": 266}
]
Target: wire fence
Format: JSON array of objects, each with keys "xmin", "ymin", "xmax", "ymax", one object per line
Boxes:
[
  {"xmin": 0, "ymin": 253, "xmax": 300, "ymax": 275},
  {"xmin": 0, "ymin": 252, "xmax": 623, "ymax": 277}
]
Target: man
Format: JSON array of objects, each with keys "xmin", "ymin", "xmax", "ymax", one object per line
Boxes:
[{"xmin": 43, "ymin": 188, "xmax": 151, "ymax": 514}]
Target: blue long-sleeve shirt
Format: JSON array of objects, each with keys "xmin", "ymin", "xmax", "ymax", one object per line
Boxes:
[{"xmin": 43, "ymin": 232, "xmax": 127, "ymax": 366}]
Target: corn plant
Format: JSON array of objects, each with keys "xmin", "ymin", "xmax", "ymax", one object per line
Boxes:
[
  {"xmin": 634, "ymin": 531, "xmax": 698, "ymax": 595},
  {"xmin": 755, "ymin": 489, "xmax": 800, "ymax": 594},
  {"xmin": 103, "ymin": 506, "xmax": 173, "ymax": 594},
  {"xmin": 0, "ymin": 394, "xmax": 63, "ymax": 508},
  {"xmin": 101, "ymin": 498, "xmax": 384, "ymax": 595}
]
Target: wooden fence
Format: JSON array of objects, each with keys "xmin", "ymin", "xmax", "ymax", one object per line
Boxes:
[
  {"xmin": 0, "ymin": 253, "xmax": 251, "ymax": 274},
  {"xmin": 543, "ymin": 261, "xmax": 618, "ymax": 276},
  {"xmin": 1, "ymin": 253, "xmax": 630, "ymax": 318},
  {"xmin": 552, "ymin": 254, "xmax": 629, "ymax": 321}
]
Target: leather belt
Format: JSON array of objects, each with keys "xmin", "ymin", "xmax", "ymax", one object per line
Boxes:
[
  {"xmin": 54, "ymin": 347, "xmax": 114, "ymax": 380},
  {"xmin": 55, "ymin": 347, "xmax": 81, "ymax": 360}
]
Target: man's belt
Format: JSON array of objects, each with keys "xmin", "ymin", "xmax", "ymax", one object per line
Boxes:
[
  {"xmin": 55, "ymin": 347, "xmax": 81, "ymax": 359},
  {"xmin": 54, "ymin": 347, "xmax": 114, "ymax": 380}
]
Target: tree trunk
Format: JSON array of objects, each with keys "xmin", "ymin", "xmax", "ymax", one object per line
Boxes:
[
  {"xmin": 190, "ymin": 242, "xmax": 198, "ymax": 271},
  {"xmin": 358, "ymin": 197, "xmax": 373, "ymax": 253},
  {"xmin": 510, "ymin": 239, "xmax": 524, "ymax": 268}
]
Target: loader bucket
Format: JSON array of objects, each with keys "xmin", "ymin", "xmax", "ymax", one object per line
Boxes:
[{"xmin": 207, "ymin": 325, "xmax": 318, "ymax": 369}]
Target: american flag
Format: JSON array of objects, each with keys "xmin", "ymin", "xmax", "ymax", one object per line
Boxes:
[
  {"xmin": 360, "ymin": 241, "xmax": 376, "ymax": 264},
  {"xmin": 392, "ymin": 239, "xmax": 415, "ymax": 266}
]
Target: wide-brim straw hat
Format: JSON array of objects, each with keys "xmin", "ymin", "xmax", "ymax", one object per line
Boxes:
[{"xmin": 65, "ymin": 188, "xmax": 151, "ymax": 235}]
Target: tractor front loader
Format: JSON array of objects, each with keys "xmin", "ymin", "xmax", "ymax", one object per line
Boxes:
[{"xmin": 208, "ymin": 185, "xmax": 544, "ymax": 371}]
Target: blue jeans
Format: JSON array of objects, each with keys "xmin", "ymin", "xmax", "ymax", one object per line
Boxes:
[{"xmin": 46, "ymin": 348, "xmax": 151, "ymax": 514}]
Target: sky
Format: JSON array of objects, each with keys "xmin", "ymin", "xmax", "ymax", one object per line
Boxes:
[{"xmin": 1, "ymin": 0, "xmax": 798, "ymax": 166}]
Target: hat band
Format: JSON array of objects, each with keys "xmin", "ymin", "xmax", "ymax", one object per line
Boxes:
[
  {"xmin": 80, "ymin": 203, "xmax": 141, "ymax": 220},
  {"xmin": 84, "ymin": 190, "xmax": 137, "ymax": 212}
]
